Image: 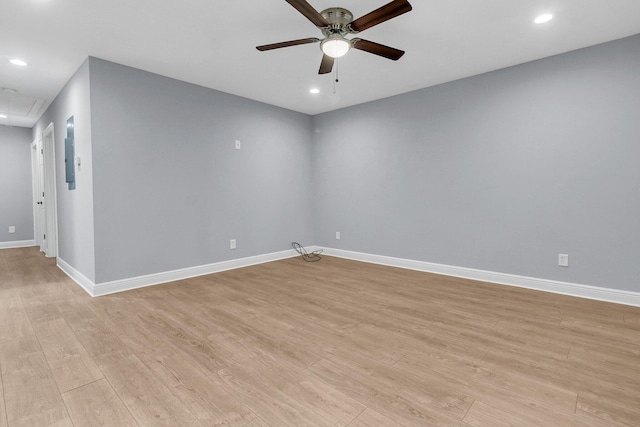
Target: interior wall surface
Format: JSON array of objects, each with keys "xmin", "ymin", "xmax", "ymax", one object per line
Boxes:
[
  {"xmin": 32, "ymin": 59, "xmax": 96, "ymax": 282},
  {"xmin": 0, "ymin": 124, "xmax": 34, "ymax": 243},
  {"xmin": 311, "ymin": 34, "xmax": 640, "ymax": 292},
  {"xmin": 88, "ymin": 58, "xmax": 314, "ymax": 284}
]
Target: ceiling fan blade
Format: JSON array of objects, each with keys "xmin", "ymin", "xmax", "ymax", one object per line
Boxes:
[
  {"xmin": 319, "ymin": 55, "xmax": 334, "ymax": 74},
  {"xmin": 256, "ymin": 38, "xmax": 320, "ymax": 51},
  {"xmin": 349, "ymin": 0, "xmax": 412, "ymax": 33},
  {"xmin": 351, "ymin": 39, "xmax": 405, "ymax": 60},
  {"xmin": 286, "ymin": 0, "xmax": 330, "ymax": 27}
]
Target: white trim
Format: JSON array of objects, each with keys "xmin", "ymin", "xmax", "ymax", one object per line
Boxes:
[
  {"xmin": 57, "ymin": 257, "xmax": 95, "ymax": 296},
  {"xmin": 56, "ymin": 244, "xmax": 640, "ymax": 307},
  {"xmin": 320, "ymin": 247, "xmax": 640, "ymax": 308},
  {"xmin": 30, "ymin": 140, "xmax": 38, "ymax": 247},
  {"xmin": 0, "ymin": 240, "xmax": 36, "ymax": 250},
  {"xmin": 58, "ymin": 249, "xmax": 302, "ymax": 297},
  {"xmin": 42, "ymin": 123, "xmax": 58, "ymax": 258}
]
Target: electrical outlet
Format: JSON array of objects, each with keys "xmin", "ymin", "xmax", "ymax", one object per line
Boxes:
[
  {"xmin": 558, "ymin": 254, "xmax": 569, "ymax": 267},
  {"xmin": 235, "ymin": 140, "xmax": 241, "ymax": 150},
  {"xmin": 8, "ymin": 226, "xmax": 15, "ymax": 234},
  {"xmin": 336, "ymin": 231, "xmax": 341, "ymax": 240},
  {"xmin": 230, "ymin": 239, "xmax": 236, "ymax": 250}
]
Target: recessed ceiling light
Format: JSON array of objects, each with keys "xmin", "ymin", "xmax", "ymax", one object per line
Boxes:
[
  {"xmin": 9, "ymin": 58, "xmax": 28, "ymax": 66},
  {"xmin": 535, "ymin": 14, "xmax": 553, "ymax": 24},
  {"xmin": 310, "ymin": 88, "xmax": 320, "ymax": 94}
]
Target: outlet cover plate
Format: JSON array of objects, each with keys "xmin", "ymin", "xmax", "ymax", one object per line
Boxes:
[{"xmin": 558, "ymin": 253, "xmax": 569, "ymax": 267}]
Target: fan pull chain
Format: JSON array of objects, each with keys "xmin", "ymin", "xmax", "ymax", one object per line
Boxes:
[{"xmin": 333, "ymin": 59, "xmax": 339, "ymax": 94}]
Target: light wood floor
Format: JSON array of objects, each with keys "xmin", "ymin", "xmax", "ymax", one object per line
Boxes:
[{"xmin": 1, "ymin": 247, "xmax": 640, "ymax": 426}]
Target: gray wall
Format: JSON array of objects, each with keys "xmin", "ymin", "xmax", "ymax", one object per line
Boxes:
[
  {"xmin": 32, "ymin": 59, "xmax": 96, "ymax": 281},
  {"xmin": 0, "ymin": 125, "xmax": 34, "ymax": 243},
  {"xmin": 88, "ymin": 58, "xmax": 313, "ymax": 283},
  {"xmin": 312, "ymin": 34, "xmax": 640, "ymax": 292}
]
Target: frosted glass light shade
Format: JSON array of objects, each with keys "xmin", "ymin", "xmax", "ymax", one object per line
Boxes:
[{"xmin": 321, "ymin": 35, "xmax": 350, "ymax": 58}]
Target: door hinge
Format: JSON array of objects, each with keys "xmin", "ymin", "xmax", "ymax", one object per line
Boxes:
[{"xmin": 44, "ymin": 234, "xmax": 46, "ymax": 240}]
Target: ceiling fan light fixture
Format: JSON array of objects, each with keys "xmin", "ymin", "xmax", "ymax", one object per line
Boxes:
[{"xmin": 321, "ymin": 34, "xmax": 350, "ymax": 58}]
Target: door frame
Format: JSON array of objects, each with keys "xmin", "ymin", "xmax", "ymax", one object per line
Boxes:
[{"xmin": 42, "ymin": 123, "xmax": 58, "ymax": 258}]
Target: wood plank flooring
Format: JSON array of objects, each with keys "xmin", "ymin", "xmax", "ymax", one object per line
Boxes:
[{"xmin": 1, "ymin": 247, "xmax": 640, "ymax": 426}]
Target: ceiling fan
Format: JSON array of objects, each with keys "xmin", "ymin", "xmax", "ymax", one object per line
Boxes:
[{"xmin": 256, "ymin": 0, "xmax": 413, "ymax": 74}]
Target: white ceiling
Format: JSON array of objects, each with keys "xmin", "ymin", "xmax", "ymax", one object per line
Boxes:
[{"xmin": 2, "ymin": 0, "xmax": 640, "ymax": 128}]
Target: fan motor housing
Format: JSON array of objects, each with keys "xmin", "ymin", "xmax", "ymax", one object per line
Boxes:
[{"xmin": 320, "ymin": 7, "xmax": 353, "ymax": 33}]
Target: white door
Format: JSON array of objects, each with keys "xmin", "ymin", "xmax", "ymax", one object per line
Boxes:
[
  {"xmin": 38, "ymin": 143, "xmax": 46, "ymax": 252},
  {"xmin": 42, "ymin": 124, "xmax": 58, "ymax": 258},
  {"xmin": 31, "ymin": 139, "xmax": 46, "ymax": 252}
]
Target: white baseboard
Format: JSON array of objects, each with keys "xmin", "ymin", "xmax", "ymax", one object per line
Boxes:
[
  {"xmin": 57, "ymin": 257, "xmax": 95, "ymax": 296},
  {"xmin": 320, "ymin": 247, "xmax": 640, "ymax": 308},
  {"xmin": 57, "ymin": 244, "xmax": 640, "ymax": 307},
  {"xmin": 58, "ymin": 249, "xmax": 302, "ymax": 297},
  {"xmin": 0, "ymin": 240, "xmax": 36, "ymax": 249}
]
